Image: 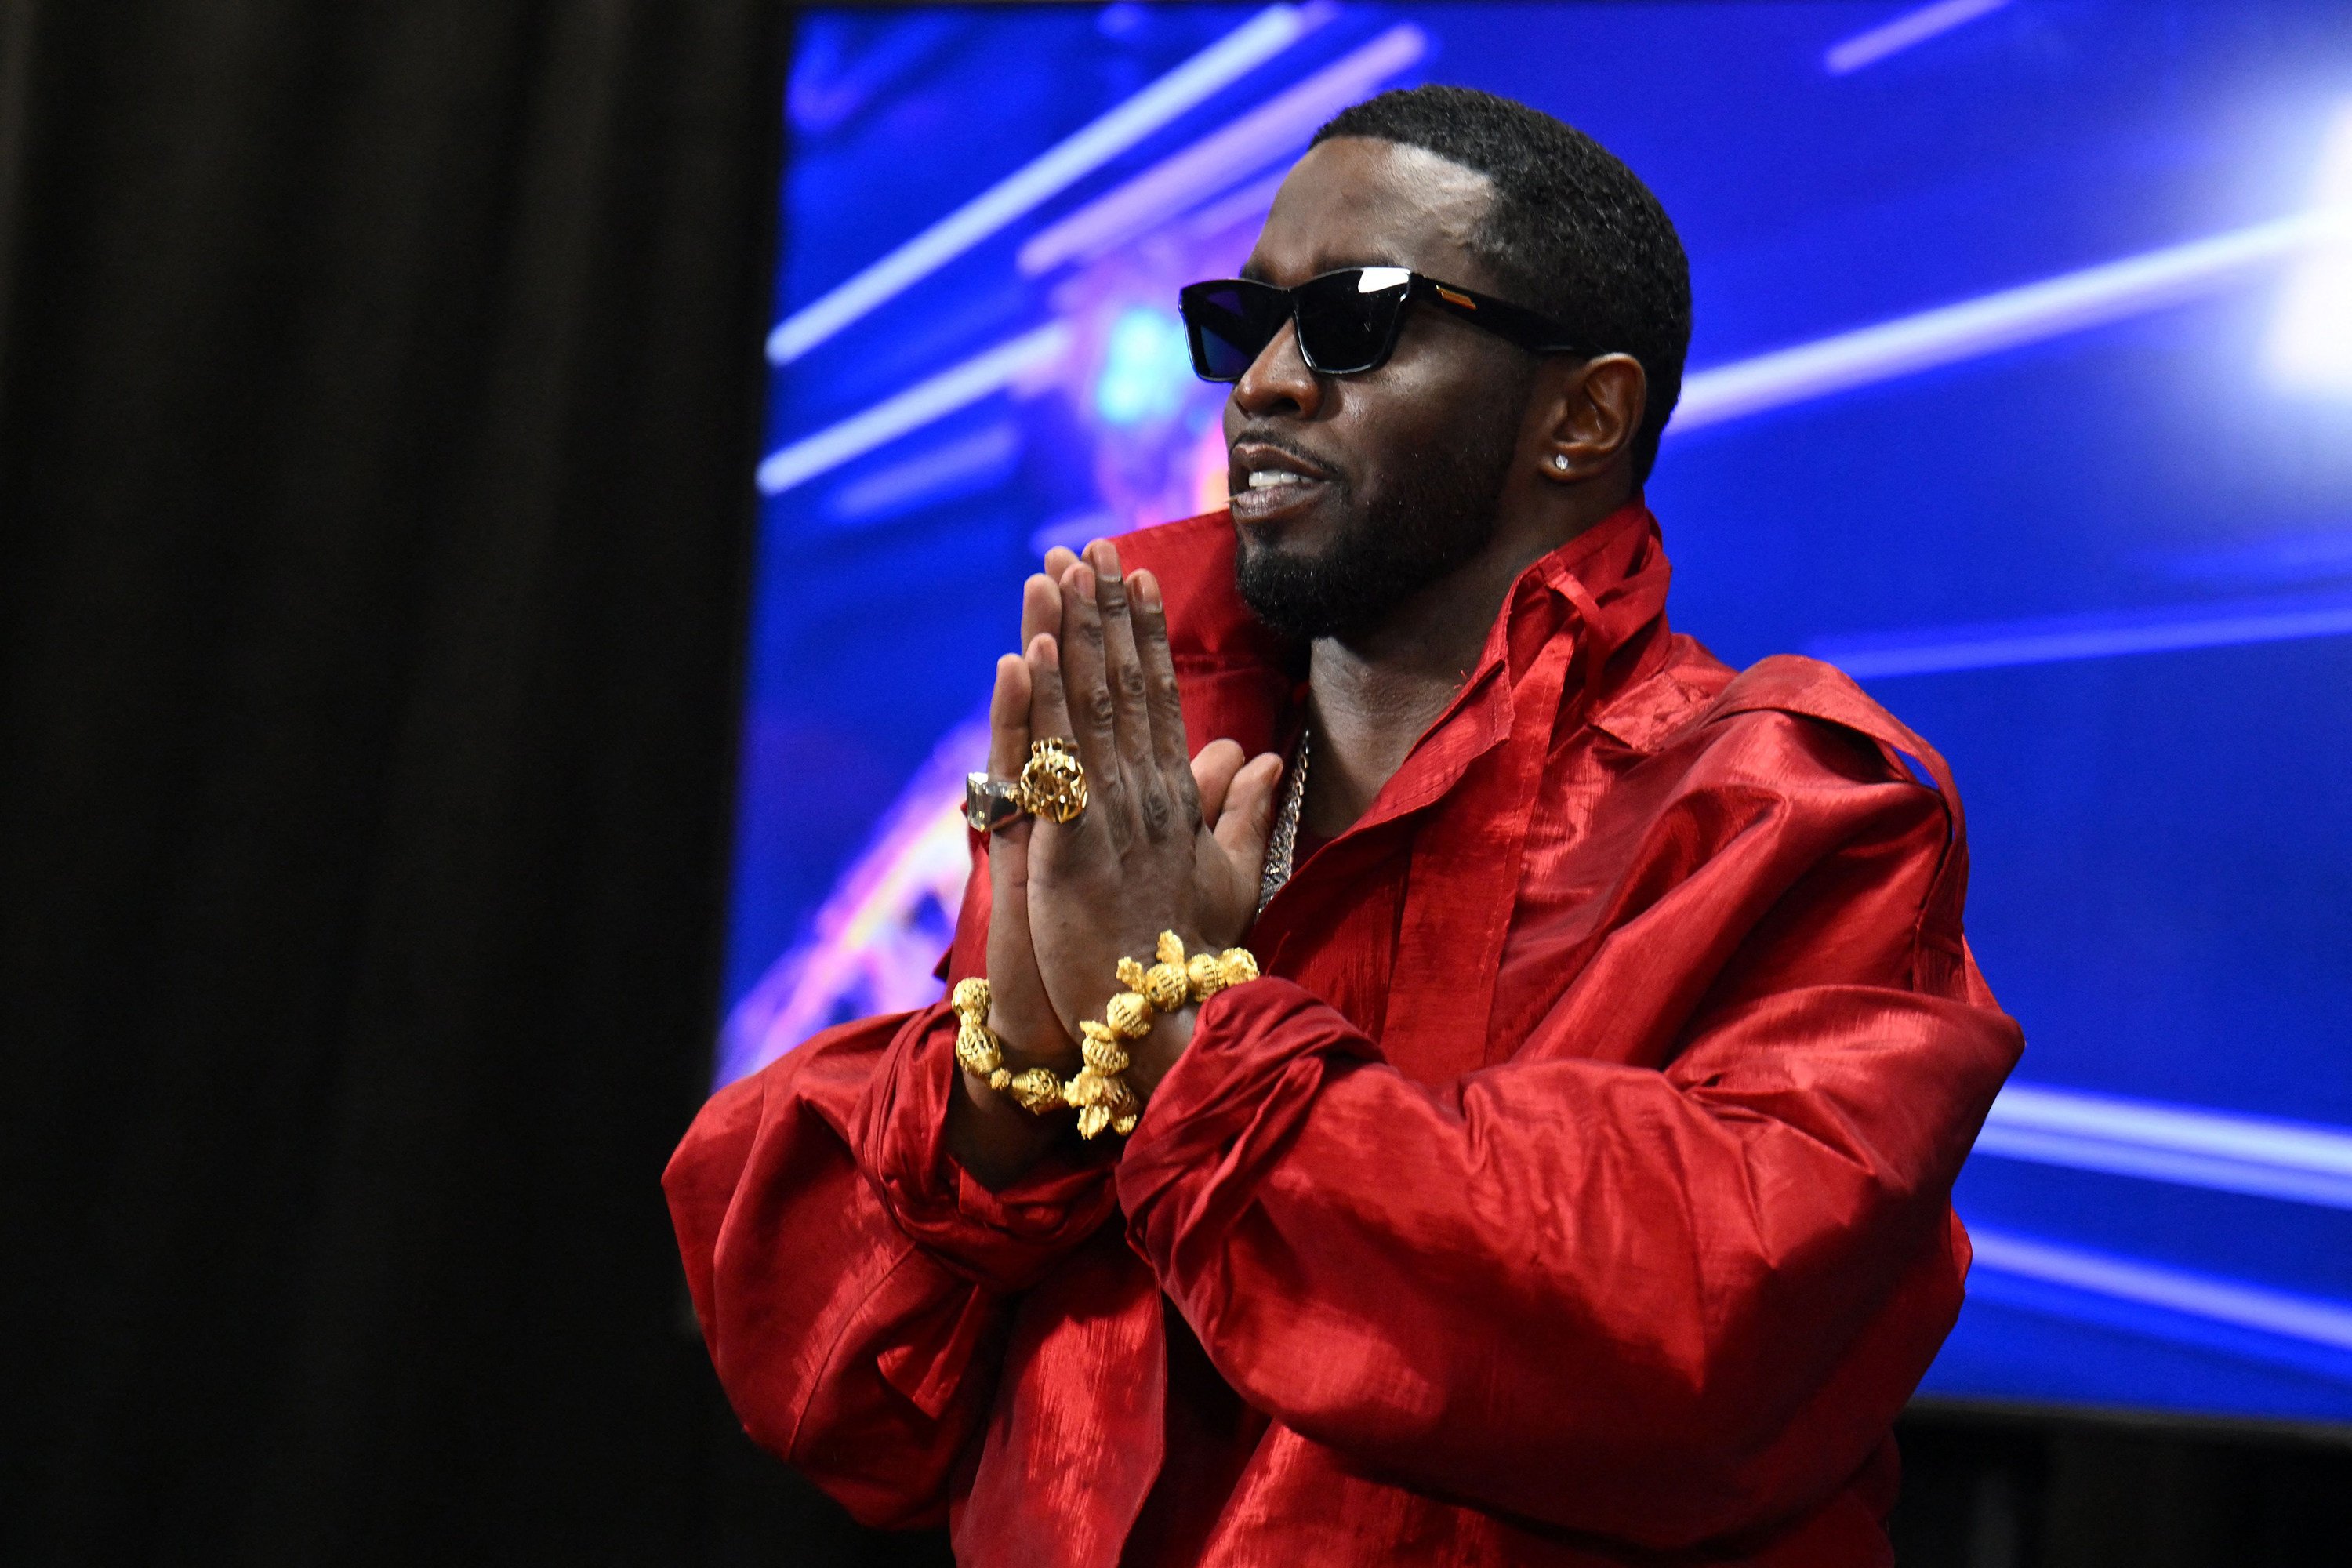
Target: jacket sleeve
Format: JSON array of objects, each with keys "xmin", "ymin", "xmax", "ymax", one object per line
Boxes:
[
  {"xmin": 1116, "ymin": 744, "xmax": 2024, "ymax": 1550},
  {"xmin": 666, "ymin": 913, "xmax": 1118, "ymax": 1525}
]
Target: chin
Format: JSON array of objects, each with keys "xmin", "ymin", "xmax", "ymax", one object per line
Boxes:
[
  {"xmin": 1234, "ymin": 520, "xmax": 1331, "ymax": 579},
  {"xmin": 1234, "ymin": 498, "xmax": 1346, "ymax": 561}
]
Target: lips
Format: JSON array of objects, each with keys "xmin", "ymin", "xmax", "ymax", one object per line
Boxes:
[
  {"xmin": 1229, "ymin": 468, "xmax": 1328, "ymax": 526},
  {"xmin": 1228, "ymin": 441, "xmax": 1335, "ymax": 525}
]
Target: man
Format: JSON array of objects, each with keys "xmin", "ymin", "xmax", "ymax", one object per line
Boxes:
[{"xmin": 667, "ymin": 86, "xmax": 2021, "ymax": 1566}]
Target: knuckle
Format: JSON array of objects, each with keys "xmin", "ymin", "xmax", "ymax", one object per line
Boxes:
[
  {"xmin": 1117, "ymin": 664, "xmax": 1148, "ymax": 699},
  {"xmin": 1086, "ymin": 688, "xmax": 1117, "ymax": 730},
  {"xmin": 1140, "ymin": 788, "xmax": 1174, "ymax": 839}
]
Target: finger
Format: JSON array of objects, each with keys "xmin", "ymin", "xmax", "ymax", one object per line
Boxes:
[
  {"xmin": 988, "ymin": 652, "xmax": 1032, "ymax": 780},
  {"xmin": 1019, "ymin": 571, "xmax": 1061, "ymax": 652},
  {"xmin": 1190, "ymin": 738, "xmax": 1244, "ymax": 826},
  {"xmin": 1084, "ymin": 543, "xmax": 1159, "ymax": 818},
  {"xmin": 1042, "ymin": 545, "xmax": 1080, "ymax": 580},
  {"xmin": 1054, "ymin": 561, "xmax": 1127, "ymax": 833},
  {"xmin": 1025, "ymin": 631, "xmax": 1074, "ymax": 746},
  {"xmin": 1210, "ymin": 752, "xmax": 1286, "ymax": 877},
  {"xmin": 1129, "ymin": 568, "xmax": 1200, "ymax": 825},
  {"xmin": 986, "ymin": 655, "xmax": 1036, "ymax": 902}
]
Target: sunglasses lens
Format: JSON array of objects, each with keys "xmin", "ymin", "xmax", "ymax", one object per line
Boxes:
[
  {"xmin": 1178, "ymin": 270, "xmax": 1412, "ymax": 380},
  {"xmin": 1181, "ymin": 281, "xmax": 1283, "ymax": 382},
  {"xmin": 1295, "ymin": 269, "xmax": 1409, "ymax": 374}
]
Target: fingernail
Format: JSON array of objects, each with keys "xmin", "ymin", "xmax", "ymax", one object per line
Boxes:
[
  {"xmin": 1134, "ymin": 572, "xmax": 1161, "ymax": 612},
  {"xmin": 1071, "ymin": 570, "xmax": 1096, "ymax": 603}
]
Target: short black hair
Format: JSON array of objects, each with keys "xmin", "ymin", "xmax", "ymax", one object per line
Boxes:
[{"xmin": 1312, "ymin": 85, "xmax": 1690, "ymax": 483}]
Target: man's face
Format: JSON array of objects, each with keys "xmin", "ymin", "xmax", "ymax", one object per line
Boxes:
[{"xmin": 1225, "ymin": 137, "xmax": 1538, "ymax": 643}]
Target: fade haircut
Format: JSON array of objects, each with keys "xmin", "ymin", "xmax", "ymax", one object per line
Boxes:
[{"xmin": 1312, "ymin": 85, "xmax": 1691, "ymax": 483}]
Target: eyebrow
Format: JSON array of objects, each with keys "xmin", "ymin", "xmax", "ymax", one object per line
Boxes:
[{"xmin": 1236, "ymin": 256, "xmax": 1406, "ymax": 285}]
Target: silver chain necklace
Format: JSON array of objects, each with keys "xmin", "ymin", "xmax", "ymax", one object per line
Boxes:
[{"xmin": 1257, "ymin": 729, "xmax": 1309, "ymax": 912}]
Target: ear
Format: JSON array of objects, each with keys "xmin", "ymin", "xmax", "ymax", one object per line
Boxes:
[{"xmin": 1535, "ymin": 354, "xmax": 1646, "ymax": 484}]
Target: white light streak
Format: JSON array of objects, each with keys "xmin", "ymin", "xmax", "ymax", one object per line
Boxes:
[
  {"xmin": 1976, "ymin": 1081, "xmax": 2352, "ymax": 1211},
  {"xmin": 1824, "ymin": 0, "xmax": 2011, "ymax": 76},
  {"xmin": 1017, "ymin": 23, "xmax": 1428, "ymax": 276},
  {"xmin": 756, "ymin": 324, "xmax": 1069, "ymax": 496},
  {"xmin": 828, "ymin": 421, "xmax": 1022, "ymax": 524},
  {"xmin": 1807, "ymin": 591, "xmax": 2352, "ymax": 677},
  {"xmin": 1674, "ymin": 212, "xmax": 2341, "ymax": 434},
  {"xmin": 766, "ymin": 4, "xmax": 1330, "ymax": 365},
  {"xmin": 2267, "ymin": 103, "xmax": 2352, "ymax": 392},
  {"xmin": 1969, "ymin": 1228, "xmax": 2352, "ymax": 1353}
]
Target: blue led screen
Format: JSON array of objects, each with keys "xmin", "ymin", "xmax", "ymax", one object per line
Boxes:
[{"xmin": 724, "ymin": 2, "xmax": 2352, "ymax": 1428}]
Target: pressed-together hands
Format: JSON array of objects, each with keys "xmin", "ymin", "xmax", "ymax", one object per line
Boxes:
[
  {"xmin": 948, "ymin": 540, "xmax": 1284, "ymax": 1187},
  {"xmin": 1017, "ymin": 540, "xmax": 1285, "ymax": 1044}
]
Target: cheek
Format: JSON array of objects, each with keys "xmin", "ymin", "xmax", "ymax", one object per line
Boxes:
[{"xmin": 1342, "ymin": 359, "xmax": 1515, "ymax": 487}]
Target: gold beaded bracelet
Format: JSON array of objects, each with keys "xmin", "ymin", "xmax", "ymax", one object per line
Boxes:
[
  {"xmin": 952, "ymin": 935, "xmax": 1261, "ymax": 1139},
  {"xmin": 949, "ymin": 978, "xmax": 1068, "ymax": 1115},
  {"xmin": 1065, "ymin": 932, "xmax": 1260, "ymax": 1140}
]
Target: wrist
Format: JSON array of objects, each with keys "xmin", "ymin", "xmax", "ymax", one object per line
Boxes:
[
  {"xmin": 946, "ymin": 1057, "xmax": 1064, "ymax": 1190},
  {"xmin": 1120, "ymin": 1004, "xmax": 1196, "ymax": 1100},
  {"xmin": 945, "ymin": 979, "xmax": 1078, "ymax": 1188},
  {"xmin": 1079, "ymin": 931, "xmax": 1252, "ymax": 1127}
]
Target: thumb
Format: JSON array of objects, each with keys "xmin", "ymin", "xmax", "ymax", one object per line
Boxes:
[
  {"xmin": 1189, "ymin": 738, "xmax": 1244, "ymax": 826},
  {"xmin": 1210, "ymin": 752, "xmax": 1286, "ymax": 874}
]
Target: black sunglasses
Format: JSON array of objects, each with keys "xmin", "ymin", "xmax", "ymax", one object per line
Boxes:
[{"xmin": 1178, "ymin": 267, "xmax": 1590, "ymax": 381}]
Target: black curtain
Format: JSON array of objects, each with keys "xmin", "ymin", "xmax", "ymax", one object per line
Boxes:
[{"xmin": 0, "ymin": 2, "xmax": 813, "ymax": 1561}]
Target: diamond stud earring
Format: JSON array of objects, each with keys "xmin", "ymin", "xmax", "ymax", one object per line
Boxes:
[{"xmin": 1552, "ymin": 453, "xmax": 1570, "ymax": 470}]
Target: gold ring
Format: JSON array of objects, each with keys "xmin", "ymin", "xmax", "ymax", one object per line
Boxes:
[{"xmin": 1014, "ymin": 737, "xmax": 1087, "ymax": 824}]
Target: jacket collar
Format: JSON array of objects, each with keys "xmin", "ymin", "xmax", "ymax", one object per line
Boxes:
[
  {"xmin": 1116, "ymin": 496, "xmax": 1673, "ymax": 798},
  {"xmin": 1349, "ymin": 497, "xmax": 1670, "ymax": 839}
]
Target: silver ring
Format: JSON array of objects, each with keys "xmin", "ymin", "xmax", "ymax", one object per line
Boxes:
[{"xmin": 964, "ymin": 773, "xmax": 1027, "ymax": 834}]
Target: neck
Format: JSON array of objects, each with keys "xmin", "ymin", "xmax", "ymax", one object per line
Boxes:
[{"xmin": 1298, "ymin": 477, "xmax": 1632, "ymax": 840}]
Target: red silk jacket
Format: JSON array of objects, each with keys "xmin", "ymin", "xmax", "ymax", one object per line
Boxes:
[{"xmin": 666, "ymin": 501, "xmax": 2024, "ymax": 1566}]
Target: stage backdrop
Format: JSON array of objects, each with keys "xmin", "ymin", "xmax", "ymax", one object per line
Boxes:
[{"xmin": 723, "ymin": 1, "xmax": 2352, "ymax": 1429}]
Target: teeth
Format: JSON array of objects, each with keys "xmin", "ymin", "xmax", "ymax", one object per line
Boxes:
[{"xmin": 1247, "ymin": 470, "xmax": 1305, "ymax": 489}]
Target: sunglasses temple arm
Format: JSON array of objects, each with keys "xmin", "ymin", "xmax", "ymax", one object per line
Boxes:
[{"xmin": 1419, "ymin": 280, "xmax": 1590, "ymax": 358}]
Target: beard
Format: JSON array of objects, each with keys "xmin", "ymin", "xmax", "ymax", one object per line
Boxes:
[{"xmin": 1233, "ymin": 418, "xmax": 1519, "ymax": 644}]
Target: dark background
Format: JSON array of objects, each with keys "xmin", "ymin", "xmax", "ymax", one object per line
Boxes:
[{"xmin": 0, "ymin": 2, "xmax": 2344, "ymax": 1563}]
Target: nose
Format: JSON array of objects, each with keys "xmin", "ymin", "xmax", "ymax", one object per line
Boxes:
[{"xmin": 1231, "ymin": 315, "xmax": 1322, "ymax": 421}]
